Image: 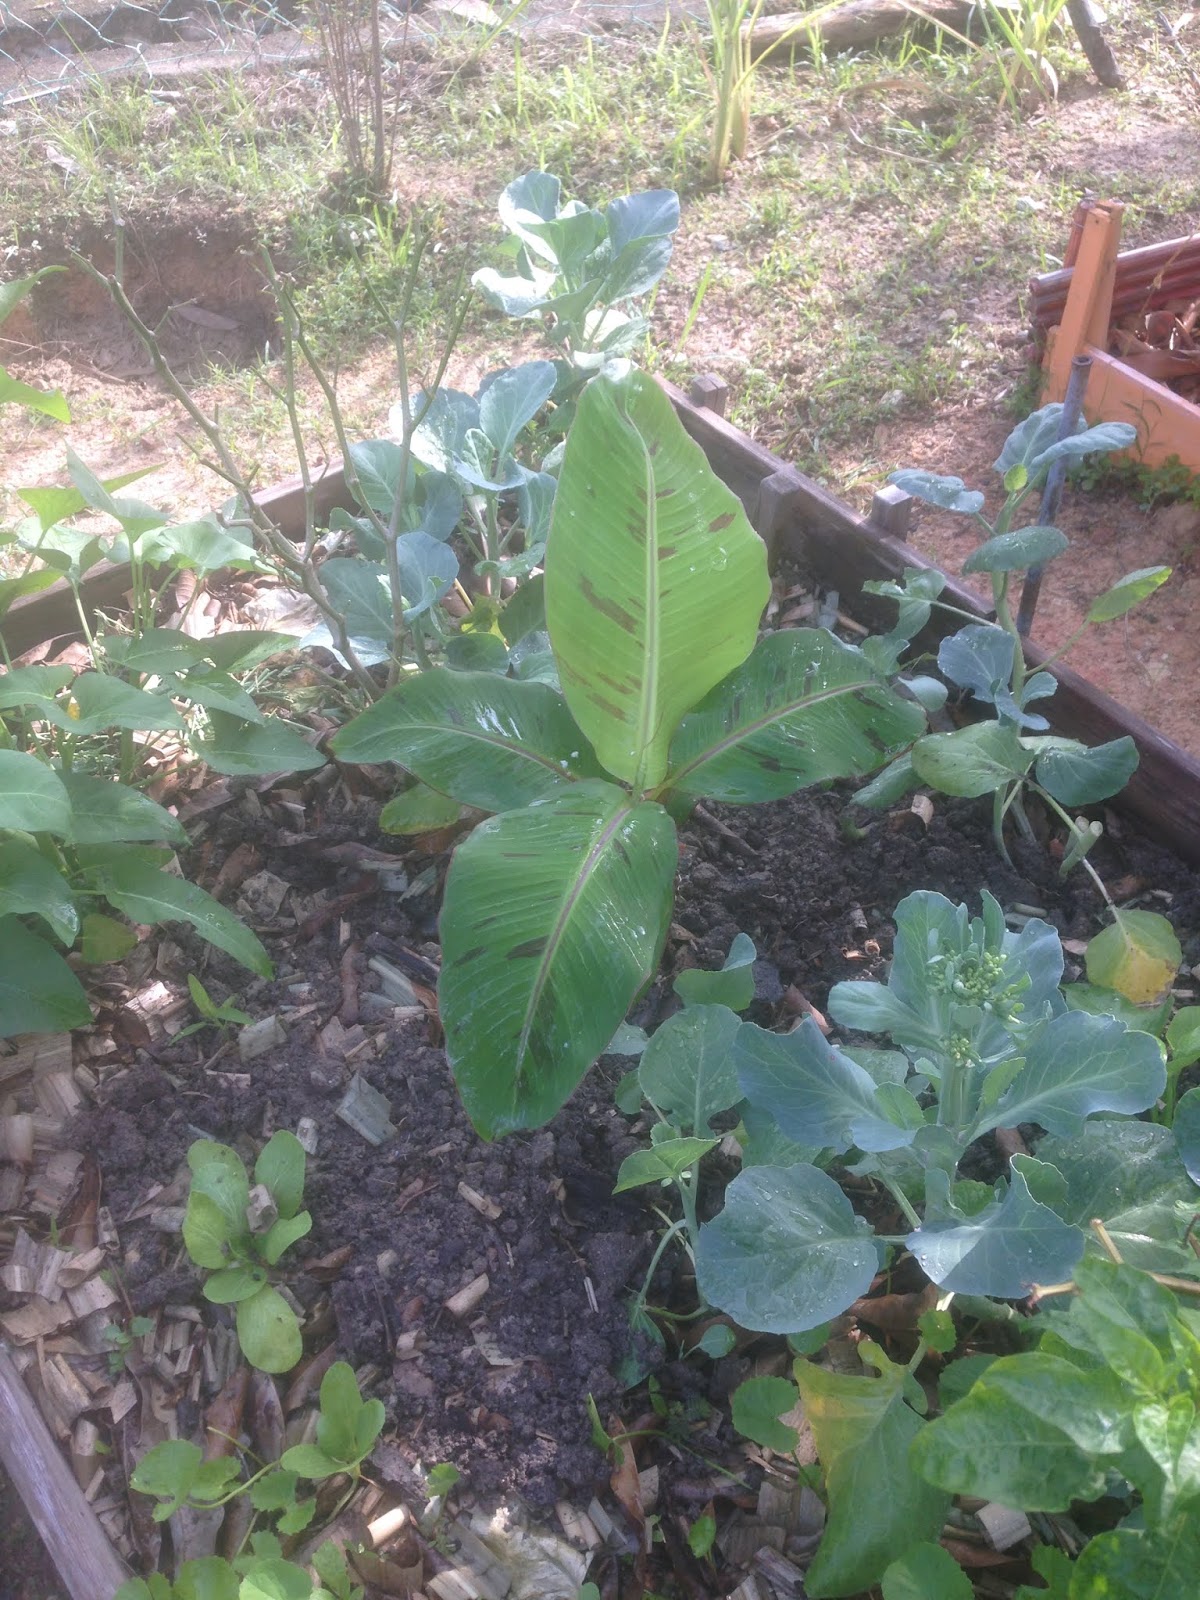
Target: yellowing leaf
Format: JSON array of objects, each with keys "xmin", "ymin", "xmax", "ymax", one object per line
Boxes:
[{"xmin": 1085, "ymin": 911, "xmax": 1181, "ymax": 1006}]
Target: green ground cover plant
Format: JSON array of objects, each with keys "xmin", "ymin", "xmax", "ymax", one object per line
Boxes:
[
  {"xmin": 617, "ymin": 890, "xmax": 1170, "ymax": 1330},
  {"xmin": 915, "ymin": 1257, "xmax": 1200, "ymax": 1597},
  {"xmin": 118, "ymin": 1362, "xmax": 382, "ymax": 1600},
  {"xmin": 0, "ymin": 278, "xmax": 324, "ymax": 1036},
  {"xmin": 181, "ymin": 1131, "xmax": 313, "ymax": 1373}
]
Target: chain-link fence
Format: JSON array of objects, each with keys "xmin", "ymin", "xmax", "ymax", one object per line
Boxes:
[
  {"xmin": 0, "ymin": 0, "xmax": 302, "ymax": 108},
  {"xmin": 0, "ymin": 0, "xmax": 705, "ymax": 110}
]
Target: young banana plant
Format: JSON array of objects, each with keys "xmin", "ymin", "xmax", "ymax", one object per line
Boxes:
[{"xmin": 332, "ymin": 365, "xmax": 924, "ymax": 1137}]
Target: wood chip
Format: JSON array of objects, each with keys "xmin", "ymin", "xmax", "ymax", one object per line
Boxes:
[
  {"xmin": 977, "ymin": 1502, "xmax": 1032, "ymax": 1550},
  {"xmin": 457, "ymin": 1182, "xmax": 502, "ymax": 1221},
  {"xmin": 72, "ymin": 1418, "xmax": 103, "ymax": 1488},
  {"xmin": 97, "ymin": 1208, "xmax": 119, "ymax": 1250},
  {"xmin": 318, "ymin": 1015, "xmax": 366, "ymax": 1059},
  {"xmin": 472, "ymin": 1331, "xmax": 518, "ymax": 1368},
  {"xmin": 0, "ymin": 1164, "xmax": 26, "ymax": 1210},
  {"xmin": 429, "ymin": 1573, "xmax": 482, "ymax": 1600},
  {"xmin": 444, "ymin": 1274, "xmax": 489, "ymax": 1318},
  {"xmin": 0, "ymin": 1296, "xmax": 76, "ymax": 1342},
  {"xmin": 34, "ymin": 1071, "xmax": 83, "ymax": 1120},
  {"xmin": 32, "ymin": 1150, "xmax": 83, "ymax": 1214},
  {"xmin": 246, "ymin": 1184, "xmax": 278, "ymax": 1234},
  {"xmin": 66, "ymin": 1277, "xmax": 119, "ymax": 1319},
  {"xmin": 756, "ymin": 1479, "xmax": 810, "ymax": 1529},
  {"xmin": 367, "ymin": 956, "xmax": 419, "ymax": 1007},
  {"xmin": 753, "ymin": 1545, "xmax": 808, "ymax": 1585},
  {"xmin": 367, "ymin": 1503, "xmax": 411, "ymax": 1547},
  {"xmin": 238, "ymin": 1015, "xmax": 287, "ymax": 1063},
  {"xmin": 9, "ymin": 1227, "xmax": 72, "ymax": 1300},
  {"xmin": 0, "ymin": 1113, "xmax": 34, "ymax": 1164},
  {"xmin": 718, "ymin": 1514, "xmax": 787, "ymax": 1567},
  {"xmin": 911, "ymin": 794, "xmax": 934, "ymax": 828},
  {"xmin": 2, "ymin": 1033, "xmax": 71, "ymax": 1082},
  {"xmin": 41, "ymin": 1355, "xmax": 94, "ymax": 1424},
  {"xmin": 336, "ymin": 1073, "xmax": 397, "ymax": 1145},
  {"xmin": 148, "ymin": 1206, "xmax": 186, "ymax": 1233},
  {"xmin": 235, "ymin": 870, "xmax": 291, "ymax": 922},
  {"xmin": 555, "ymin": 1502, "xmax": 599, "ymax": 1549},
  {"xmin": 58, "ymin": 1248, "xmax": 108, "ymax": 1289},
  {"xmin": 586, "ymin": 1498, "xmax": 616, "ymax": 1543}
]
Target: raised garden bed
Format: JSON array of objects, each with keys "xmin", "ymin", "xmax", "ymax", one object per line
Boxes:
[
  {"xmin": 6, "ymin": 368, "xmax": 1200, "ymax": 1600},
  {"xmin": 1033, "ymin": 199, "xmax": 1200, "ymax": 473}
]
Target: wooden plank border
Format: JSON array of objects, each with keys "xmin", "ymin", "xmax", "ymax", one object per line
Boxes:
[
  {"xmin": 3, "ymin": 468, "xmax": 354, "ymax": 658},
  {"xmin": 1038, "ymin": 201, "xmax": 1200, "ymax": 475},
  {"xmin": 0, "ymin": 1341, "xmax": 130, "ymax": 1600},
  {"xmin": 5, "ymin": 376, "xmax": 1200, "ymax": 861},
  {"xmin": 665, "ymin": 375, "xmax": 1200, "ymax": 862}
]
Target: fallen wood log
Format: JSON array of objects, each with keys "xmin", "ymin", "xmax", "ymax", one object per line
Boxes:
[
  {"xmin": 0, "ymin": 1341, "xmax": 130, "ymax": 1600},
  {"xmin": 746, "ymin": 0, "xmax": 974, "ymax": 63}
]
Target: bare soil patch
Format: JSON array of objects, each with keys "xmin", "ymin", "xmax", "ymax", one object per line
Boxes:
[{"xmin": 2, "ymin": 220, "xmax": 279, "ymax": 380}]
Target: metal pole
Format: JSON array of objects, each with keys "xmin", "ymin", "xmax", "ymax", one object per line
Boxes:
[{"xmin": 1015, "ymin": 353, "xmax": 1092, "ymax": 638}]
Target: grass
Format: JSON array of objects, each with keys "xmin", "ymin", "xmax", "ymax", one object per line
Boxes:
[{"xmin": 2, "ymin": 2, "xmax": 1200, "ymax": 511}]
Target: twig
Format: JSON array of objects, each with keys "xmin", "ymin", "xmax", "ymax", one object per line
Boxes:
[
  {"xmin": 693, "ymin": 803, "xmax": 758, "ymax": 859},
  {"xmin": 74, "ymin": 255, "xmax": 382, "ymax": 701}
]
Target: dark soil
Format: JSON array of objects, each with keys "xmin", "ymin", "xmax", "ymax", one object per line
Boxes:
[
  {"xmin": 0, "ymin": 1468, "xmax": 67, "ymax": 1600},
  {"xmin": 77, "ymin": 776, "xmax": 1200, "ymax": 1519},
  {"xmin": 674, "ymin": 784, "xmax": 1200, "ymax": 995}
]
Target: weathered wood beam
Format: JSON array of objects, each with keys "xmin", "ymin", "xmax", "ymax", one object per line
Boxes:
[
  {"xmin": 0, "ymin": 1342, "xmax": 129, "ymax": 1600},
  {"xmin": 746, "ymin": 0, "xmax": 974, "ymax": 63}
]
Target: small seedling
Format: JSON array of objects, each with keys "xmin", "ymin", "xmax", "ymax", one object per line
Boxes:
[
  {"xmin": 129, "ymin": 1368, "xmax": 384, "ymax": 1532},
  {"xmin": 101, "ymin": 1314, "xmax": 155, "ymax": 1376},
  {"xmin": 687, "ymin": 1511, "xmax": 717, "ymax": 1560},
  {"xmin": 114, "ymin": 1534, "xmax": 363, "ymax": 1600},
  {"xmin": 280, "ymin": 1361, "xmax": 385, "ymax": 1481},
  {"xmin": 181, "ymin": 1130, "xmax": 312, "ymax": 1373},
  {"xmin": 419, "ymin": 1461, "xmax": 461, "ymax": 1544},
  {"xmin": 174, "ymin": 973, "xmax": 253, "ymax": 1041}
]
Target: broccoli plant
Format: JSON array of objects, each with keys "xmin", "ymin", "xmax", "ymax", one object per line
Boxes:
[{"xmin": 857, "ymin": 404, "xmax": 1171, "ymax": 871}]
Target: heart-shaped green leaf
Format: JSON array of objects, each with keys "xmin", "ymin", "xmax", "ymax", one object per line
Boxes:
[
  {"xmin": 696, "ymin": 1163, "xmax": 881, "ymax": 1333},
  {"xmin": 637, "ymin": 1004, "xmax": 743, "ymax": 1133}
]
